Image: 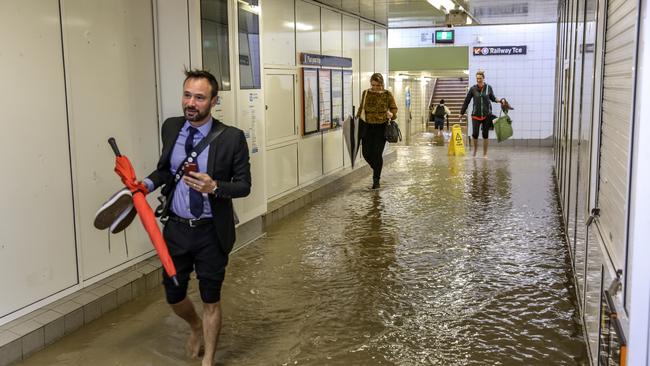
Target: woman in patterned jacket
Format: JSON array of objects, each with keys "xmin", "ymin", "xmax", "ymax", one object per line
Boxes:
[{"xmin": 356, "ymin": 73, "xmax": 398, "ymax": 189}]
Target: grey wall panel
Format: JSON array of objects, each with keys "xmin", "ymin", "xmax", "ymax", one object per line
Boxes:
[{"xmin": 0, "ymin": 0, "xmax": 78, "ymax": 318}]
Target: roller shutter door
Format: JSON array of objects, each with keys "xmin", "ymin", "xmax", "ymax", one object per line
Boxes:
[{"xmin": 596, "ymin": 0, "xmax": 636, "ymax": 269}]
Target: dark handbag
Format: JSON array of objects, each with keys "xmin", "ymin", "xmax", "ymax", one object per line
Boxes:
[{"xmin": 384, "ymin": 120, "xmax": 402, "ymax": 143}]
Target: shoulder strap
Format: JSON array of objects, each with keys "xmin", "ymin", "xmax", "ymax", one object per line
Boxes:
[
  {"xmin": 359, "ymin": 89, "xmax": 368, "ymax": 113},
  {"xmin": 172, "ymin": 124, "xmax": 227, "ymax": 184}
]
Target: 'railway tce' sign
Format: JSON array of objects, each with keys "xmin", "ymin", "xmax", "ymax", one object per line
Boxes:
[{"xmin": 473, "ymin": 46, "xmax": 527, "ymax": 56}]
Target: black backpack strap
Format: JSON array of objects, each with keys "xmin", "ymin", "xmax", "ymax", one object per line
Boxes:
[
  {"xmin": 171, "ymin": 124, "xmax": 227, "ymax": 184},
  {"xmin": 156, "ymin": 124, "xmax": 226, "ymax": 219}
]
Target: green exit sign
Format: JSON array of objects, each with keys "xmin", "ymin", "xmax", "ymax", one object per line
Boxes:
[{"xmin": 435, "ymin": 30, "xmax": 455, "ymax": 44}]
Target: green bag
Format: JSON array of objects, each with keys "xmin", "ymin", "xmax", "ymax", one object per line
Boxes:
[{"xmin": 494, "ymin": 110, "xmax": 513, "ymax": 142}]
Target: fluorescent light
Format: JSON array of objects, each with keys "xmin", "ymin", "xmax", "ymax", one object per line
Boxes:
[{"xmin": 427, "ymin": 0, "xmax": 457, "ymax": 12}]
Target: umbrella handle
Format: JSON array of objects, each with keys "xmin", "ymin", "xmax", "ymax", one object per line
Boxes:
[{"xmin": 108, "ymin": 137, "xmax": 122, "ymax": 157}]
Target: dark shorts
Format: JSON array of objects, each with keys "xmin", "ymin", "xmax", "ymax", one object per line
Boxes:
[
  {"xmin": 434, "ymin": 116, "xmax": 445, "ymax": 130},
  {"xmin": 162, "ymin": 218, "xmax": 228, "ymax": 304},
  {"xmin": 472, "ymin": 119, "xmax": 490, "ymax": 139}
]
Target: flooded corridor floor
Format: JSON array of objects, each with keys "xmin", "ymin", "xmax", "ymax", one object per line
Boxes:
[{"xmin": 19, "ymin": 146, "xmax": 588, "ymax": 365}]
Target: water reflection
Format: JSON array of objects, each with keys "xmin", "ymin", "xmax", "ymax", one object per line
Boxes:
[{"xmin": 18, "ymin": 146, "xmax": 587, "ymax": 366}]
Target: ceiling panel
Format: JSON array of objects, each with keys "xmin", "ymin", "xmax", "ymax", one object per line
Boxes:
[{"xmin": 311, "ymin": 0, "xmax": 558, "ymax": 28}]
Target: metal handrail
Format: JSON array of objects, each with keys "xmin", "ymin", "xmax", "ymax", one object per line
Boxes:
[{"xmin": 600, "ymin": 289, "xmax": 628, "ymax": 366}]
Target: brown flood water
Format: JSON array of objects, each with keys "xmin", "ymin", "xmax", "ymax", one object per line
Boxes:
[{"xmin": 19, "ymin": 144, "xmax": 588, "ymax": 365}]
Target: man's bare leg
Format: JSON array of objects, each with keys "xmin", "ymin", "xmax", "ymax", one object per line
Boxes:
[
  {"xmin": 202, "ymin": 302, "xmax": 222, "ymax": 366},
  {"xmin": 483, "ymin": 138, "xmax": 489, "ymax": 158},
  {"xmin": 472, "ymin": 138, "xmax": 478, "ymax": 157},
  {"xmin": 170, "ymin": 297, "xmax": 203, "ymax": 359}
]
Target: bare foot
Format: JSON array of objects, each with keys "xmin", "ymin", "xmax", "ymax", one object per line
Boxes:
[{"xmin": 186, "ymin": 326, "xmax": 203, "ymax": 359}]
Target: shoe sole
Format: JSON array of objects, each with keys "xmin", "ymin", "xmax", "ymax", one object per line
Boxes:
[
  {"xmin": 94, "ymin": 190, "xmax": 133, "ymax": 230},
  {"xmin": 110, "ymin": 204, "xmax": 137, "ymax": 234}
]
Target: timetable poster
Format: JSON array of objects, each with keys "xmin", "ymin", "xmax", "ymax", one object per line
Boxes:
[{"xmin": 318, "ymin": 69, "xmax": 332, "ymax": 130}]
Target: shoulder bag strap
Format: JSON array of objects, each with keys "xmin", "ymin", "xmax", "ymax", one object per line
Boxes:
[{"xmin": 171, "ymin": 124, "xmax": 226, "ymax": 184}]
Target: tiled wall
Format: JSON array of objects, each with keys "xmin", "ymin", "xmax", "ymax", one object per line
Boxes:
[{"xmin": 389, "ymin": 23, "xmax": 557, "ymax": 140}]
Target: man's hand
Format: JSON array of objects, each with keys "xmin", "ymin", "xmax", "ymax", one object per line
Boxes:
[
  {"xmin": 133, "ymin": 180, "xmax": 149, "ymax": 195},
  {"xmin": 183, "ymin": 171, "xmax": 217, "ymax": 194}
]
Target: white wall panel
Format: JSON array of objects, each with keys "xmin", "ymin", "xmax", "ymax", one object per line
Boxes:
[
  {"xmin": 596, "ymin": 0, "xmax": 637, "ymax": 271},
  {"xmin": 267, "ymin": 144, "xmax": 299, "ymax": 198},
  {"xmin": 234, "ymin": 89, "xmax": 268, "ymax": 224},
  {"xmin": 342, "ymin": 15, "xmax": 360, "ymax": 167},
  {"xmin": 62, "ymin": 0, "xmax": 159, "ymax": 280},
  {"xmin": 323, "ymin": 129, "xmax": 344, "ymax": 173},
  {"xmin": 299, "ymin": 133, "xmax": 323, "ymax": 184},
  {"xmin": 321, "ymin": 8, "xmax": 342, "ymax": 57},
  {"xmin": 262, "ymin": 0, "xmax": 295, "ymax": 66},
  {"xmin": 0, "ymin": 0, "xmax": 78, "ymax": 318},
  {"xmin": 156, "ymin": 0, "xmax": 191, "ymax": 122},
  {"xmin": 360, "ymin": 21, "xmax": 375, "ymax": 93},
  {"xmin": 296, "ymin": 1, "xmax": 321, "ymax": 61},
  {"xmin": 265, "ymin": 73, "xmax": 297, "ymax": 143},
  {"xmin": 374, "ymin": 26, "xmax": 387, "ymax": 76}
]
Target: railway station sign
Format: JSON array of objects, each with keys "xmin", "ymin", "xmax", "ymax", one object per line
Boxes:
[{"xmin": 473, "ymin": 46, "xmax": 527, "ymax": 56}]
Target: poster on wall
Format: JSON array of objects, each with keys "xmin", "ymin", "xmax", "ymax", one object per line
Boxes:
[
  {"xmin": 302, "ymin": 68, "xmax": 319, "ymax": 135},
  {"xmin": 331, "ymin": 70, "xmax": 343, "ymax": 128},
  {"xmin": 343, "ymin": 70, "xmax": 353, "ymax": 122},
  {"xmin": 318, "ymin": 69, "xmax": 332, "ymax": 131}
]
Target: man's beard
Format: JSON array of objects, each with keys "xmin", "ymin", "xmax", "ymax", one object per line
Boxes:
[{"xmin": 184, "ymin": 106, "xmax": 210, "ymax": 122}]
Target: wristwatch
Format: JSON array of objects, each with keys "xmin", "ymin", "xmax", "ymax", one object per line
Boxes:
[{"xmin": 210, "ymin": 181, "xmax": 219, "ymax": 195}]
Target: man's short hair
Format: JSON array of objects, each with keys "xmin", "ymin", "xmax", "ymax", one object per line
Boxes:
[
  {"xmin": 184, "ymin": 69, "xmax": 219, "ymax": 99},
  {"xmin": 476, "ymin": 70, "xmax": 485, "ymax": 78}
]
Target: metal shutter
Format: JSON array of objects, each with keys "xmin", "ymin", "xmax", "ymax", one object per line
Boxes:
[{"xmin": 597, "ymin": 0, "xmax": 637, "ymax": 269}]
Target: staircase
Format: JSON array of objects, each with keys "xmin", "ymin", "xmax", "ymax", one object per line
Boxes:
[{"xmin": 428, "ymin": 78, "xmax": 469, "ymax": 131}]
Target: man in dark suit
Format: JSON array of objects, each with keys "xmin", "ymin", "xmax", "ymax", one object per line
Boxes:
[{"xmin": 143, "ymin": 69, "xmax": 251, "ymax": 365}]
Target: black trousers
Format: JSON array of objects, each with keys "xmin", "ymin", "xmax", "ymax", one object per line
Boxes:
[
  {"xmin": 162, "ymin": 219, "xmax": 228, "ymax": 304},
  {"xmin": 360, "ymin": 121, "xmax": 386, "ymax": 181}
]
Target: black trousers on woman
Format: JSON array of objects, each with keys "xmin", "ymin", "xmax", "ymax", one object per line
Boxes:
[{"xmin": 360, "ymin": 121, "xmax": 387, "ymax": 182}]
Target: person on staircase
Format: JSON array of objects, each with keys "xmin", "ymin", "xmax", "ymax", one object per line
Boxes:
[{"xmin": 431, "ymin": 99, "xmax": 450, "ymax": 136}]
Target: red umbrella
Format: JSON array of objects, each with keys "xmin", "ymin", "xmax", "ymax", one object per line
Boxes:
[{"xmin": 108, "ymin": 138, "xmax": 179, "ymax": 286}]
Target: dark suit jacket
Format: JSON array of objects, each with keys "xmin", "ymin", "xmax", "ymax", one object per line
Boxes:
[{"xmin": 146, "ymin": 116, "xmax": 251, "ymax": 254}]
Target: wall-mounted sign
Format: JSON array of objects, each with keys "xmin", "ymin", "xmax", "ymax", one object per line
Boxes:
[
  {"xmin": 300, "ymin": 53, "xmax": 352, "ymax": 68},
  {"xmin": 473, "ymin": 46, "xmax": 527, "ymax": 56},
  {"xmin": 434, "ymin": 30, "xmax": 454, "ymax": 44}
]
